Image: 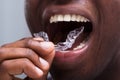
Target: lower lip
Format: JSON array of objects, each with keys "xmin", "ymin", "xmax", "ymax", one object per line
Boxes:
[{"xmin": 54, "ymin": 44, "xmax": 88, "ymax": 62}]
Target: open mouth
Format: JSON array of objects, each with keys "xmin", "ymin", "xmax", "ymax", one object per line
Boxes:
[{"xmin": 45, "ymin": 14, "xmax": 93, "ymax": 51}]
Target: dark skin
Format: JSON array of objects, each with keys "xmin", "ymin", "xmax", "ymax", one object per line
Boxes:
[{"xmin": 0, "ymin": 0, "xmax": 120, "ymax": 80}]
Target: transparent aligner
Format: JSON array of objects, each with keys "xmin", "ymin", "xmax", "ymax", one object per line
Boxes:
[
  {"xmin": 33, "ymin": 27, "xmax": 84, "ymax": 51},
  {"xmin": 34, "ymin": 31, "xmax": 49, "ymax": 42},
  {"xmin": 55, "ymin": 27, "xmax": 84, "ymax": 51}
]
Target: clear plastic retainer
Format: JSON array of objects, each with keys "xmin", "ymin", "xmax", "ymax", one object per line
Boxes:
[{"xmin": 34, "ymin": 27, "xmax": 84, "ymax": 51}]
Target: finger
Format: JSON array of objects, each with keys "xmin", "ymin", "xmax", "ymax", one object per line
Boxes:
[
  {"xmin": 27, "ymin": 41, "xmax": 55, "ymax": 64},
  {"xmin": 0, "ymin": 38, "xmax": 55, "ymax": 75},
  {"xmin": 1, "ymin": 38, "xmax": 32, "ymax": 48},
  {"xmin": 1, "ymin": 37, "xmax": 44, "ymax": 48},
  {"xmin": 11, "ymin": 38, "xmax": 55, "ymax": 64},
  {"xmin": 0, "ymin": 58, "xmax": 43, "ymax": 79},
  {"xmin": 0, "ymin": 48, "xmax": 50, "ymax": 72},
  {"xmin": 0, "ymin": 48, "xmax": 39, "ymax": 64},
  {"xmin": 0, "ymin": 37, "xmax": 55, "ymax": 60},
  {"xmin": 0, "ymin": 47, "xmax": 41, "ymax": 70},
  {"xmin": 1, "ymin": 38, "xmax": 55, "ymax": 63}
]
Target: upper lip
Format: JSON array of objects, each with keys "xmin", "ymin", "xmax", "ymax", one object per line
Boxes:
[{"xmin": 42, "ymin": 4, "xmax": 95, "ymax": 26}]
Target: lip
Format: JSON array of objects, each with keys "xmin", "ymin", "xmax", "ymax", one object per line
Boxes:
[
  {"xmin": 42, "ymin": 4, "xmax": 95, "ymax": 63},
  {"xmin": 54, "ymin": 43, "xmax": 89, "ymax": 61},
  {"xmin": 42, "ymin": 4, "xmax": 95, "ymax": 26}
]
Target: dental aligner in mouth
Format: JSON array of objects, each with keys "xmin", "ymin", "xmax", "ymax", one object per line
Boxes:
[{"xmin": 34, "ymin": 26, "xmax": 84, "ymax": 51}]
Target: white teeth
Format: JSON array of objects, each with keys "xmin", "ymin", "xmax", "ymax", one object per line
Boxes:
[
  {"xmin": 50, "ymin": 14, "xmax": 90, "ymax": 23},
  {"xmin": 76, "ymin": 15, "xmax": 81, "ymax": 22},
  {"xmin": 73, "ymin": 42, "xmax": 86, "ymax": 50},
  {"xmin": 71, "ymin": 14, "xmax": 77, "ymax": 21},
  {"xmin": 57, "ymin": 15, "xmax": 64, "ymax": 22},
  {"xmin": 64, "ymin": 14, "xmax": 71, "ymax": 22}
]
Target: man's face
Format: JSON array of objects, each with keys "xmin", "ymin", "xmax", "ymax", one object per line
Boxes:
[{"xmin": 25, "ymin": 0, "xmax": 120, "ymax": 79}]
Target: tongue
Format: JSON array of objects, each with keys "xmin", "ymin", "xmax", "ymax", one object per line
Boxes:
[{"xmin": 34, "ymin": 26, "xmax": 84, "ymax": 51}]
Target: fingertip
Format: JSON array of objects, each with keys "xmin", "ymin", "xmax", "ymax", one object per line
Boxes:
[
  {"xmin": 39, "ymin": 57, "xmax": 49, "ymax": 70},
  {"xmin": 39, "ymin": 42, "xmax": 55, "ymax": 52},
  {"xmin": 34, "ymin": 67, "xmax": 43, "ymax": 78}
]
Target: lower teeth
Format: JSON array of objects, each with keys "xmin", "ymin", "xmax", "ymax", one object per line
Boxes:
[
  {"xmin": 73, "ymin": 41, "xmax": 86, "ymax": 50},
  {"xmin": 34, "ymin": 26, "xmax": 84, "ymax": 51}
]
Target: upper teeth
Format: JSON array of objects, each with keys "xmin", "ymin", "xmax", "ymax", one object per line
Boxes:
[{"xmin": 50, "ymin": 14, "xmax": 90, "ymax": 23}]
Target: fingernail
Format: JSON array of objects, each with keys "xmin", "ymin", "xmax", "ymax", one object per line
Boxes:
[
  {"xmin": 39, "ymin": 58, "xmax": 49, "ymax": 69},
  {"xmin": 35, "ymin": 67, "xmax": 43, "ymax": 75},
  {"xmin": 33, "ymin": 37, "xmax": 44, "ymax": 41},
  {"xmin": 39, "ymin": 42, "xmax": 54, "ymax": 51}
]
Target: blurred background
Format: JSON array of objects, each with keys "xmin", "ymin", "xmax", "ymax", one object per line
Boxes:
[
  {"xmin": 0, "ymin": 0, "xmax": 31, "ymax": 46},
  {"xmin": 0, "ymin": 0, "xmax": 52, "ymax": 79}
]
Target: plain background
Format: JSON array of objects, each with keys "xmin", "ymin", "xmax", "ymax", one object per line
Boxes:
[{"xmin": 0, "ymin": 0, "xmax": 31, "ymax": 46}]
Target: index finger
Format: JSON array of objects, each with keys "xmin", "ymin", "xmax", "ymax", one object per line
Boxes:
[
  {"xmin": 1, "ymin": 37, "xmax": 55, "ymax": 63},
  {"xmin": 1, "ymin": 37, "xmax": 44, "ymax": 48},
  {"xmin": 27, "ymin": 40, "xmax": 55, "ymax": 63}
]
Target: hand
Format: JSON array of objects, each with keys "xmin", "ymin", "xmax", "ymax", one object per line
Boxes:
[{"xmin": 0, "ymin": 37, "xmax": 55, "ymax": 80}]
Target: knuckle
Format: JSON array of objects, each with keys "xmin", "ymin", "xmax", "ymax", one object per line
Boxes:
[
  {"xmin": 25, "ymin": 48, "xmax": 40, "ymax": 67},
  {"xmin": 25, "ymin": 48, "xmax": 33, "ymax": 56},
  {"xmin": 20, "ymin": 58, "xmax": 31, "ymax": 69},
  {"xmin": 22, "ymin": 58, "xmax": 30, "ymax": 65},
  {"xmin": 21, "ymin": 58, "xmax": 35, "ymax": 69},
  {"xmin": 25, "ymin": 39, "xmax": 34, "ymax": 47},
  {"xmin": 25, "ymin": 48, "xmax": 38, "ymax": 59}
]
